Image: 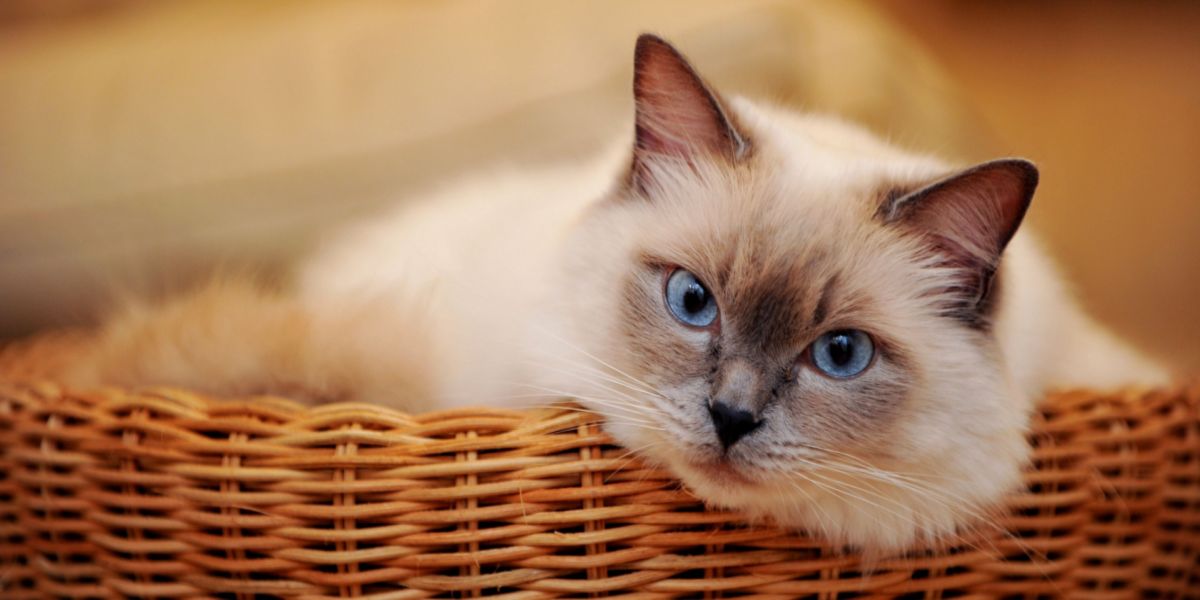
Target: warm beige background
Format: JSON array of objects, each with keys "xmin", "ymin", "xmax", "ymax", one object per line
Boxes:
[
  {"xmin": 0, "ymin": 1, "xmax": 1196, "ymax": 373},
  {"xmin": 0, "ymin": 0, "xmax": 986, "ymax": 337}
]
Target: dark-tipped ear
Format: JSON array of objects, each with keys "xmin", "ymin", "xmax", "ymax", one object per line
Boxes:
[
  {"xmin": 631, "ymin": 34, "xmax": 749, "ymax": 192},
  {"xmin": 880, "ymin": 158, "xmax": 1038, "ymax": 325}
]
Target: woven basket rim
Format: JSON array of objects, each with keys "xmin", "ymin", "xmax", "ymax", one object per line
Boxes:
[{"xmin": 1, "ymin": 333, "xmax": 1198, "ymax": 597}]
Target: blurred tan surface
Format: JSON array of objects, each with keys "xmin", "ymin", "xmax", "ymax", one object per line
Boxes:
[
  {"xmin": 0, "ymin": 0, "xmax": 982, "ymax": 336},
  {"xmin": 876, "ymin": 1, "xmax": 1200, "ymax": 373},
  {"xmin": 0, "ymin": 1, "xmax": 1194, "ymax": 372}
]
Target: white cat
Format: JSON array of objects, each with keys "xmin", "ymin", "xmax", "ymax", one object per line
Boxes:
[{"xmin": 70, "ymin": 35, "xmax": 1168, "ymax": 553}]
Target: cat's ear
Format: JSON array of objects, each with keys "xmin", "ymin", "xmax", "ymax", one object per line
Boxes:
[
  {"xmin": 880, "ymin": 158, "xmax": 1039, "ymax": 323},
  {"xmin": 630, "ymin": 34, "xmax": 749, "ymax": 192}
]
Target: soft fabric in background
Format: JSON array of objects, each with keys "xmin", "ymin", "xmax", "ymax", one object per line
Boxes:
[{"xmin": 0, "ymin": 0, "xmax": 1196, "ymax": 373}]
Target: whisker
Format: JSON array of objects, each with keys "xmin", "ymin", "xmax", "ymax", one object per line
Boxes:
[
  {"xmin": 527, "ymin": 357, "xmax": 667, "ymax": 401},
  {"xmin": 603, "ymin": 439, "xmax": 667, "ymax": 484},
  {"xmin": 821, "ymin": 459, "xmax": 1051, "ymax": 567},
  {"xmin": 776, "ymin": 477, "xmax": 835, "ymax": 543},
  {"xmin": 500, "ymin": 389, "xmax": 665, "ymax": 432},
  {"xmin": 507, "ymin": 382, "xmax": 659, "ymax": 417},
  {"xmin": 787, "ymin": 454, "xmax": 1054, "ymax": 581},
  {"xmin": 793, "ymin": 462, "xmax": 927, "ymax": 540},
  {"xmin": 787, "ymin": 456, "xmax": 1018, "ymax": 562},
  {"xmin": 524, "ymin": 361, "xmax": 651, "ymax": 402},
  {"xmin": 810, "ymin": 462, "xmax": 1007, "ymax": 560},
  {"xmin": 530, "ymin": 325, "xmax": 671, "ymax": 398},
  {"xmin": 775, "ymin": 442, "xmax": 1046, "ymax": 553}
]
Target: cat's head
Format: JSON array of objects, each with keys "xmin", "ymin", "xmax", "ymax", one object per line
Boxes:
[{"xmin": 548, "ymin": 35, "xmax": 1036, "ymax": 553}]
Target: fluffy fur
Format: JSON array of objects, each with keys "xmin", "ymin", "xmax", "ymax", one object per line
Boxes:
[{"xmin": 69, "ymin": 36, "xmax": 1168, "ymax": 553}]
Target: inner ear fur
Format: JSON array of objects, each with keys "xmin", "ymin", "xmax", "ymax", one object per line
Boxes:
[
  {"xmin": 629, "ymin": 34, "xmax": 750, "ymax": 193},
  {"xmin": 879, "ymin": 158, "xmax": 1039, "ymax": 325}
]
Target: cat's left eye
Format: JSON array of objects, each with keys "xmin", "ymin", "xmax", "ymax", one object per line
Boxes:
[
  {"xmin": 664, "ymin": 268, "xmax": 718, "ymax": 328},
  {"xmin": 809, "ymin": 329, "xmax": 875, "ymax": 379}
]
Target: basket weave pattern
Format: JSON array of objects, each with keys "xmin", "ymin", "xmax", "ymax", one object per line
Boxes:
[{"xmin": 0, "ymin": 338, "xmax": 1197, "ymax": 598}]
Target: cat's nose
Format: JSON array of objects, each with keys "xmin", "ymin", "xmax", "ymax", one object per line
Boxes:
[{"xmin": 708, "ymin": 400, "xmax": 761, "ymax": 450}]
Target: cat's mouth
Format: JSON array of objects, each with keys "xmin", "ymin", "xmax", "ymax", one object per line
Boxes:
[{"xmin": 682, "ymin": 455, "xmax": 762, "ymax": 486}]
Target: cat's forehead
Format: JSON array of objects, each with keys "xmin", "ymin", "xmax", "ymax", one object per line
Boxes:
[
  {"xmin": 644, "ymin": 185, "xmax": 877, "ymax": 352},
  {"xmin": 636, "ymin": 175, "xmax": 932, "ymax": 355},
  {"xmin": 717, "ymin": 235, "xmax": 835, "ymax": 352},
  {"xmin": 627, "ymin": 103, "xmax": 949, "ymax": 350}
]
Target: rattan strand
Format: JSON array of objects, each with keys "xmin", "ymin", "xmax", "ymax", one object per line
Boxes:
[{"xmin": 0, "ymin": 336, "xmax": 1197, "ymax": 598}]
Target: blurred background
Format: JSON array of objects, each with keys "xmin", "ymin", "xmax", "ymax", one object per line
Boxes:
[{"xmin": 1, "ymin": 1, "xmax": 1197, "ymax": 372}]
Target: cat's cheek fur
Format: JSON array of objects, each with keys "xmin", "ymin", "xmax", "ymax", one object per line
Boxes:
[
  {"xmin": 669, "ymin": 368, "xmax": 1028, "ymax": 552},
  {"xmin": 681, "ymin": 346, "xmax": 1026, "ymax": 552}
]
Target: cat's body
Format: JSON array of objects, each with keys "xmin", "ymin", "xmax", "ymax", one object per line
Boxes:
[
  {"xmin": 298, "ymin": 133, "xmax": 1159, "ymax": 408},
  {"xmin": 69, "ymin": 36, "xmax": 1167, "ymax": 553}
]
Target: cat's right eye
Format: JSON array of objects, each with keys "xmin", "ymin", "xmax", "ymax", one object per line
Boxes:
[{"xmin": 664, "ymin": 268, "xmax": 718, "ymax": 328}]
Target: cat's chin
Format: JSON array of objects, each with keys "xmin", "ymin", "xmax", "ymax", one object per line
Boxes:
[
  {"xmin": 664, "ymin": 452, "xmax": 789, "ymax": 511},
  {"xmin": 677, "ymin": 455, "xmax": 764, "ymax": 487},
  {"xmin": 659, "ymin": 445, "xmax": 1023, "ymax": 556}
]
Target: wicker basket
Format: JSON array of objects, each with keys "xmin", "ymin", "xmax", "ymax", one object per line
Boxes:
[{"xmin": 1, "ymin": 335, "xmax": 1197, "ymax": 598}]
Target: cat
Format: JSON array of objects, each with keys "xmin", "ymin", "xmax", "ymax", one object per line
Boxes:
[{"xmin": 67, "ymin": 35, "xmax": 1168, "ymax": 553}]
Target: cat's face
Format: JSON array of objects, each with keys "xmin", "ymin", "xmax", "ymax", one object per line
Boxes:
[{"xmin": 546, "ymin": 35, "xmax": 1035, "ymax": 553}]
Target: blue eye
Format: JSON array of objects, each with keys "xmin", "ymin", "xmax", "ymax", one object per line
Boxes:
[
  {"xmin": 665, "ymin": 269, "xmax": 718, "ymax": 328},
  {"xmin": 810, "ymin": 330, "xmax": 874, "ymax": 378}
]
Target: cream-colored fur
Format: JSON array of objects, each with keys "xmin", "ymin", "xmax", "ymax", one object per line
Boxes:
[{"xmin": 70, "ymin": 42, "xmax": 1168, "ymax": 554}]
